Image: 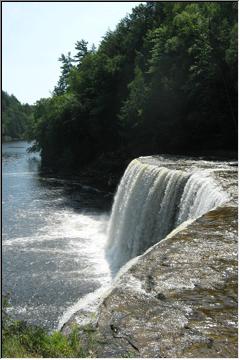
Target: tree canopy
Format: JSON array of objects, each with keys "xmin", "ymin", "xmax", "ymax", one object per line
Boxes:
[
  {"xmin": 29, "ymin": 2, "xmax": 238, "ymax": 171},
  {"xmin": 2, "ymin": 91, "xmax": 34, "ymax": 140}
]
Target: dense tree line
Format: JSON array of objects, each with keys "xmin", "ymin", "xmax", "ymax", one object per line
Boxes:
[
  {"xmin": 2, "ymin": 91, "xmax": 34, "ymax": 140},
  {"xmin": 30, "ymin": 2, "xmax": 237, "ymax": 171}
]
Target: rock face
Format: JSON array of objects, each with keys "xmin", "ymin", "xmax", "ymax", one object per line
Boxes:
[
  {"xmin": 62, "ymin": 158, "xmax": 238, "ymax": 358},
  {"xmin": 93, "ymin": 206, "xmax": 237, "ymax": 358}
]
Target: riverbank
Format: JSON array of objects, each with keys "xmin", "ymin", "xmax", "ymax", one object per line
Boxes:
[
  {"xmin": 39, "ymin": 148, "xmax": 238, "ymax": 194},
  {"xmin": 2, "ymin": 136, "xmax": 25, "ymax": 142},
  {"xmin": 40, "ymin": 151, "xmax": 131, "ymax": 194},
  {"xmin": 2, "ymin": 302, "xmax": 92, "ymax": 358}
]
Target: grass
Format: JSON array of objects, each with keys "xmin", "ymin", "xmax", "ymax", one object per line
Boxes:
[
  {"xmin": 2, "ymin": 296, "xmax": 96, "ymax": 358},
  {"xmin": 2, "ymin": 320, "xmax": 89, "ymax": 358}
]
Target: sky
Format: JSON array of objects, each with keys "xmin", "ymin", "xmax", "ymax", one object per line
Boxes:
[{"xmin": 2, "ymin": 1, "xmax": 143, "ymax": 104}]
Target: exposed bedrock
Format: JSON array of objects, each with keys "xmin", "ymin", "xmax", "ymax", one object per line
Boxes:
[
  {"xmin": 93, "ymin": 206, "xmax": 237, "ymax": 358},
  {"xmin": 62, "ymin": 157, "xmax": 237, "ymax": 358}
]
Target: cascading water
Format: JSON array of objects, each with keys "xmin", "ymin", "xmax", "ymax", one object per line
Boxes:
[{"xmin": 106, "ymin": 159, "xmax": 229, "ymax": 274}]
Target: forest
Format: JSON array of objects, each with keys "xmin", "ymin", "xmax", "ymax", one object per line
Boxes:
[
  {"xmin": 2, "ymin": 91, "xmax": 34, "ymax": 141},
  {"xmin": 27, "ymin": 2, "xmax": 238, "ymax": 171}
]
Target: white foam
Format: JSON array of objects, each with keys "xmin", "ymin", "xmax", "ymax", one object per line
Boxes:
[
  {"xmin": 106, "ymin": 159, "xmax": 228, "ymax": 274},
  {"xmin": 57, "ymin": 282, "xmax": 111, "ymax": 330}
]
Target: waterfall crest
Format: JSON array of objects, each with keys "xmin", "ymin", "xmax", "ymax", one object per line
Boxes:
[{"xmin": 106, "ymin": 159, "xmax": 228, "ymax": 274}]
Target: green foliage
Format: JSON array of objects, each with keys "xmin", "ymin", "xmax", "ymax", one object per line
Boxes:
[
  {"xmin": 74, "ymin": 39, "xmax": 89, "ymax": 68},
  {"xmin": 30, "ymin": 2, "xmax": 237, "ymax": 171},
  {"xmin": 119, "ymin": 65, "xmax": 148, "ymax": 138},
  {"xmin": 2, "ymin": 296, "xmax": 96, "ymax": 358},
  {"xmin": 2, "ymin": 91, "xmax": 34, "ymax": 140},
  {"xmin": 2, "ymin": 320, "xmax": 85, "ymax": 358},
  {"xmin": 53, "ymin": 52, "xmax": 74, "ymax": 95}
]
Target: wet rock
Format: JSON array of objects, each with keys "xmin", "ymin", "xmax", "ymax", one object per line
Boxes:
[{"xmin": 92, "ymin": 206, "xmax": 237, "ymax": 357}]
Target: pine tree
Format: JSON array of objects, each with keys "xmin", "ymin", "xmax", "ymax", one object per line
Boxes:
[
  {"xmin": 54, "ymin": 52, "xmax": 73, "ymax": 95},
  {"xmin": 74, "ymin": 40, "xmax": 88, "ymax": 68}
]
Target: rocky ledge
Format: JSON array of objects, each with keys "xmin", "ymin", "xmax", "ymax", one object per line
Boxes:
[{"xmin": 62, "ymin": 163, "xmax": 237, "ymax": 358}]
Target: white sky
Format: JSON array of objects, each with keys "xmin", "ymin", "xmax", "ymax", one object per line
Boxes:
[{"xmin": 2, "ymin": 1, "xmax": 143, "ymax": 104}]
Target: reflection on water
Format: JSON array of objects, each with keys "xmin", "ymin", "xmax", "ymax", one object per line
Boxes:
[{"xmin": 2, "ymin": 141, "xmax": 112, "ymax": 330}]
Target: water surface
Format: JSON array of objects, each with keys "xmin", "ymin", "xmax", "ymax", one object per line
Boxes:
[{"xmin": 2, "ymin": 141, "xmax": 111, "ymax": 329}]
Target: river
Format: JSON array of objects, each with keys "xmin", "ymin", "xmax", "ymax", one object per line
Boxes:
[{"xmin": 2, "ymin": 141, "xmax": 112, "ymax": 330}]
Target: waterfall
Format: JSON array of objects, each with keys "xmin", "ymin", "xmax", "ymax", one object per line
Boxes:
[{"xmin": 106, "ymin": 159, "xmax": 228, "ymax": 274}]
